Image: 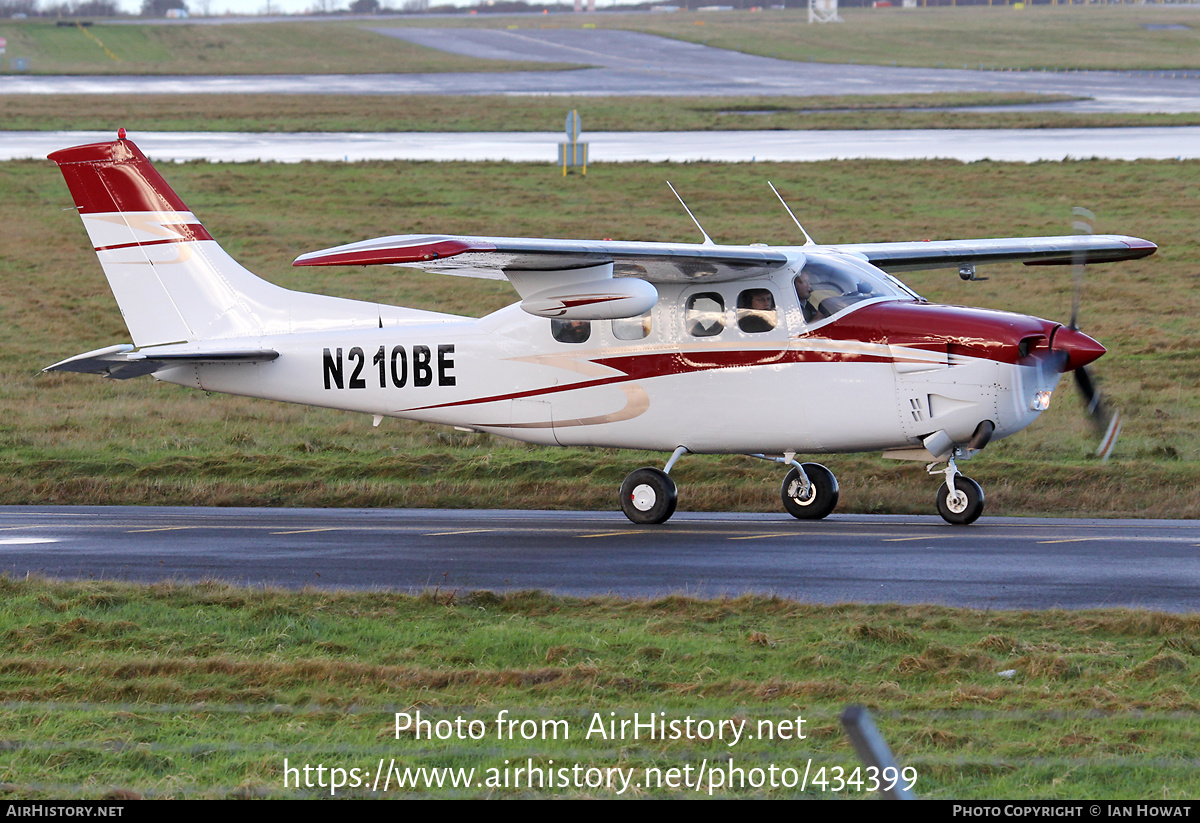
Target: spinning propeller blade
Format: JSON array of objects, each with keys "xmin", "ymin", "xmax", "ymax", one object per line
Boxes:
[{"xmin": 1068, "ymin": 207, "xmax": 1121, "ymax": 462}]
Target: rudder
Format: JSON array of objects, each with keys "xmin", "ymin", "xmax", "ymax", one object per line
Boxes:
[{"xmin": 50, "ymin": 136, "xmax": 286, "ymax": 346}]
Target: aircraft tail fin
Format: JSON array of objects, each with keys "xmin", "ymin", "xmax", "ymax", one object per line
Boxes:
[{"xmin": 49, "ymin": 136, "xmax": 293, "ymax": 347}]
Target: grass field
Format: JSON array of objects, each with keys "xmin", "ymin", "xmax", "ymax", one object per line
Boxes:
[
  {"xmin": 2, "ymin": 155, "xmax": 1196, "ymax": 519},
  {"xmin": 10, "ymin": 91, "xmax": 1200, "ymax": 133},
  {"xmin": 0, "ymin": 19, "xmax": 576, "ymax": 75},
  {"xmin": 609, "ymin": 5, "xmax": 1200, "ymax": 72},
  {"xmin": 0, "ymin": 577, "xmax": 1196, "ymax": 798}
]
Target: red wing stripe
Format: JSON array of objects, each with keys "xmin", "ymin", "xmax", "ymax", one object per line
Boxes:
[{"xmin": 294, "ymin": 239, "xmax": 489, "ymax": 267}]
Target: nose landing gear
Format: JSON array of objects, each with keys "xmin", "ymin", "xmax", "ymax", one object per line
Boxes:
[{"xmin": 929, "ymin": 457, "xmax": 985, "ymax": 525}]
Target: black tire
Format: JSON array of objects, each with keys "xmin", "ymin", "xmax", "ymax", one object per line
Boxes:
[
  {"xmin": 619, "ymin": 468, "xmax": 678, "ymax": 525},
  {"xmin": 781, "ymin": 463, "xmax": 839, "ymax": 520},
  {"xmin": 937, "ymin": 475, "xmax": 985, "ymax": 525}
]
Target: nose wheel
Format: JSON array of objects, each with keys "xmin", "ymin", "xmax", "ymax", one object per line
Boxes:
[{"xmin": 932, "ymin": 460, "xmax": 985, "ymax": 525}]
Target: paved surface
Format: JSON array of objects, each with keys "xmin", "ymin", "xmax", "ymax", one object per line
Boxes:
[
  {"xmin": 4, "ymin": 27, "xmax": 1200, "ymax": 112},
  {"xmin": 11, "ymin": 127, "xmax": 1200, "ymax": 163},
  {"xmin": 1, "ymin": 506, "xmax": 1197, "ymax": 612}
]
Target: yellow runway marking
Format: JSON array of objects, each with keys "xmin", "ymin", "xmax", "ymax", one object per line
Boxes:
[
  {"xmin": 729, "ymin": 534, "xmax": 782, "ymax": 541},
  {"xmin": 579, "ymin": 531, "xmax": 649, "ymax": 538},
  {"xmin": 425, "ymin": 529, "xmax": 495, "ymax": 536}
]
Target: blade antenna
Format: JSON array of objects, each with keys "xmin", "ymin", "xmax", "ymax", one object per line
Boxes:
[
  {"xmin": 768, "ymin": 181, "xmax": 816, "ymax": 246},
  {"xmin": 666, "ymin": 181, "xmax": 714, "ymax": 246}
]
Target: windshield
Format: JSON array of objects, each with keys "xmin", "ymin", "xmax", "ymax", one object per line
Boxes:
[{"xmin": 798, "ymin": 254, "xmax": 919, "ymax": 320}]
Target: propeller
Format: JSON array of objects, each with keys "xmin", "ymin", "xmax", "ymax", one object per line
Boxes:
[{"xmin": 1067, "ymin": 207, "xmax": 1122, "ymax": 462}]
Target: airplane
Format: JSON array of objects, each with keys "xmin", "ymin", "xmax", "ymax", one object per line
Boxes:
[{"xmin": 44, "ymin": 134, "xmax": 1156, "ymax": 526}]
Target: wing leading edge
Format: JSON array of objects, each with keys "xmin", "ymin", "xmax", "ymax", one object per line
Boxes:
[
  {"xmin": 831, "ymin": 235, "xmax": 1158, "ymax": 273},
  {"xmin": 294, "ymin": 234, "xmax": 794, "ymax": 283},
  {"xmin": 294, "ymin": 233, "xmax": 1156, "ymax": 282}
]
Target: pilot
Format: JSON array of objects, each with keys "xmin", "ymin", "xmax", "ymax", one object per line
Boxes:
[{"xmin": 794, "ymin": 271, "xmax": 819, "ymax": 323}]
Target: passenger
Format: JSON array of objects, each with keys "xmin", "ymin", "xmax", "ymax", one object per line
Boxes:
[
  {"xmin": 552, "ymin": 319, "xmax": 591, "ymax": 343},
  {"xmin": 738, "ymin": 290, "xmax": 777, "ymax": 333}
]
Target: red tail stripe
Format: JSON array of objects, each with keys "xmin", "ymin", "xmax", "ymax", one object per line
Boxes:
[{"xmin": 91, "ymin": 223, "xmax": 214, "ymax": 253}]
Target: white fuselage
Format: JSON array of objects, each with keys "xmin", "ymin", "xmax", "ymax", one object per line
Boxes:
[{"xmin": 163, "ymin": 269, "xmax": 1059, "ymax": 458}]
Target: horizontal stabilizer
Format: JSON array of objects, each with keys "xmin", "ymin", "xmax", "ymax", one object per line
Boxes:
[{"xmin": 44, "ymin": 343, "xmax": 279, "ymax": 380}]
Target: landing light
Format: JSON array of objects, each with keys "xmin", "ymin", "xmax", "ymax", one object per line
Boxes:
[{"xmin": 1031, "ymin": 391, "xmax": 1053, "ymax": 411}]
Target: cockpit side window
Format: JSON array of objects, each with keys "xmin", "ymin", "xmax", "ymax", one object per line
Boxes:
[
  {"xmin": 685, "ymin": 292, "xmax": 725, "ymax": 337},
  {"xmin": 736, "ymin": 288, "xmax": 777, "ymax": 333},
  {"xmin": 797, "ymin": 255, "xmax": 913, "ymax": 321}
]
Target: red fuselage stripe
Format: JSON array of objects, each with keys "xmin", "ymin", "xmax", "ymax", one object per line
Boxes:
[{"xmin": 400, "ymin": 346, "xmax": 898, "ymax": 414}]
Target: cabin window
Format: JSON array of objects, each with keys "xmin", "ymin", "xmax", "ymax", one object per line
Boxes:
[
  {"xmin": 685, "ymin": 292, "xmax": 725, "ymax": 337},
  {"xmin": 551, "ymin": 318, "xmax": 591, "ymax": 344},
  {"xmin": 612, "ymin": 313, "xmax": 652, "ymax": 341},
  {"xmin": 736, "ymin": 288, "xmax": 777, "ymax": 333}
]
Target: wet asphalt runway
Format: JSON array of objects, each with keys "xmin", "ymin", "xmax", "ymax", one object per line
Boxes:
[{"xmin": 1, "ymin": 506, "xmax": 1197, "ymax": 612}]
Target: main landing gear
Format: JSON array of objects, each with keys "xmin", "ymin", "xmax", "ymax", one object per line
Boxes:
[
  {"xmin": 619, "ymin": 448, "xmax": 841, "ymax": 525},
  {"xmin": 781, "ymin": 462, "xmax": 839, "ymax": 521},
  {"xmin": 618, "ymin": 450, "xmax": 984, "ymax": 526},
  {"xmin": 929, "ymin": 457, "xmax": 985, "ymax": 526},
  {"xmin": 619, "ymin": 446, "xmax": 687, "ymax": 524}
]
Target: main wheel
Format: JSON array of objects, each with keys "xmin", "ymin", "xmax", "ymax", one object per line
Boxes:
[
  {"xmin": 619, "ymin": 467, "xmax": 678, "ymax": 525},
  {"xmin": 782, "ymin": 463, "xmax": 839, "ymax": 520},
  {"xmin": 937, "ymin": 475, "xmax": 985, "ymax": 525}
]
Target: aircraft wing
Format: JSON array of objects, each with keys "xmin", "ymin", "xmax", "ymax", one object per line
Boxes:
[
  {"xmin": 828, "ymin": 235, "xmax": 1157, "ymax": 273},
  {"xmin": 294, "ymin": 234, "xmax": 793, "ymax": 283},
  {"xmin": 296, "ymin": 232, "xmax": 1155, "ymax": 280},
  {"xmin": 44, "ymin": 343, "xmax": 280, "ymax": 380}
]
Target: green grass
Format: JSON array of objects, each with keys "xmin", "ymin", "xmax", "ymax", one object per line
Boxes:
[
  {"xmin": 14, "ymin": 90, "xmax": 1200, "ymax": 133},
  {"xmin": 2, "ymin": 156, "xmax": 1197, "ymax": 518},
  {"xmin": 0, "ymin": 577, "xmax": 1196, "ymax": 798},
  {"xmin": 599, "ymin": 6, "xmax": 1200, "ymax": 72},
  {"xmin": 0, "ymin": 20, "xmax": 577, "ymax": 75}
]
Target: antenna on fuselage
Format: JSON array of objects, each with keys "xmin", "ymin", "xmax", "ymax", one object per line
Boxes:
[
  {"xmin": 666, "ymin": 181, "xmax": 714, "ymax": 246},
  {"xmin": 768, "ymin": 181, "xmax": 817, "ymax": 246}
]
